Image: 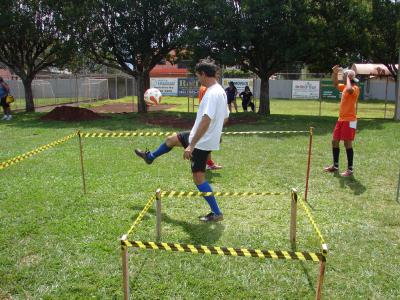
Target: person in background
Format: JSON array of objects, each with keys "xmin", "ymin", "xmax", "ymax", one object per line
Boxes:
[
  {"xmin": 239, "ymin": 86, "xmax": 255, "ymax": 112},
  {"xmin": 0, "ymin": 77, "xmax": 12, "ymax": 120},
  {"xmin": 225, "ymin": 81, "xmax": 238, "ymax": 113},
  {"xmin": 324, "ymin": 65, "xmax": 360, "ymax": 177},
  {"xmin": 199, "ymin": 85, "xmax": 223, "ymax": 170}
]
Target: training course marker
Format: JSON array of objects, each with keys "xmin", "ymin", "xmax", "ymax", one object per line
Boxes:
[
  {"xmin": 78, "ymin": 129, "xmax": 314, "ymax": 201},
  {"xmin": 120, "ymin": 188, "xmax": 328, "ymax": 300},
  {"xmin": 0, "ymin": 132, "xmax": 78, "ymax": 171}
]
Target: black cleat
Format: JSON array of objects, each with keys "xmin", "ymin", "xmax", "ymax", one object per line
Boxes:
[
  {"xmin": 134, "ymin": 149, "xmax": 153, "ymax": 164},
  {"xmin": 199, "ymin": 212, "xmax": 224, "ymax": 222}
]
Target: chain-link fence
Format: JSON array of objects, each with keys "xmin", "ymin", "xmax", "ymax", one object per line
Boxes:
[
  {"xmin": 6, "ymin": 73, "xmax": 137, "ymax": 111},
  {"xmin": 4, "ymin": 71, "xmax": 396, "ymax": 119}
]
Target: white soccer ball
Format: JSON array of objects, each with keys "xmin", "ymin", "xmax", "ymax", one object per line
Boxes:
[{"xmin": 144, "ymin": 88, "xmax": 162, "ymax": 106}]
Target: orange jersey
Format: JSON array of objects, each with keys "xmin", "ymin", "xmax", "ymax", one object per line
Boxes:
[
  {"xmin": 338, "ymin": 83, "xmax": 360, "ymax": 121},
  {"xmin": 198, "ymin": 85, "xmax": 207, "ymax": 103}
]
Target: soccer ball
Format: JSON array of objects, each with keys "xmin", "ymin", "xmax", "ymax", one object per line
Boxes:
[{"xmin": 144, "ymin": 88, "xmax": 162, "ymax": 106}]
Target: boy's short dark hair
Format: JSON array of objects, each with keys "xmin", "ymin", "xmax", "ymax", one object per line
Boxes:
[{"xmin": 195, "ymin": 59, "xmax": 217, "ymax": 77}]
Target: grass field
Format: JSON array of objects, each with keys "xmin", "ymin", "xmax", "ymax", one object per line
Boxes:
[
  {"xmin": 76, "ymin": 95, "xmax": 396, "ymax": 119},
  {"xmin": 0, "ymin": 104, "xmax": 399, "ymax": 299}
]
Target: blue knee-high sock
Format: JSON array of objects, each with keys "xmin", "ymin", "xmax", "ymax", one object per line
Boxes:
[
  {"xmin": 148, "ymin": 142, "xmax": 172, "ymax": 160},
  {"xmin": 196, "ymin": 181, "xmax": 222, "ymax": 215}
]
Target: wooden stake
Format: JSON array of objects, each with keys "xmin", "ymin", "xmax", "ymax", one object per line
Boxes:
[
  {"xmin": 78, "ymin": 131, "xmax": 87, "ymax": 194},
  {"xmin": 156, "ymin": 188, "xmax": 162, "ymax": 241},
  {"xmin": 316, "ymin": 260, "xmax": 326, "ymax": 300},
  {"xmin": 305, "ymin": 127, "xmax": 314, "ymax": 201},
  {"xmin": 290, "ymin": 188, "xmax": 298, "ymax": 248},
  {"xmin": 121, "ymin": 235, "xmax": 130, "ymax": 300}
]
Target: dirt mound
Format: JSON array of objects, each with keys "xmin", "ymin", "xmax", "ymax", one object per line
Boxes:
[{"xmin": 41, "ymin": 106, "xmax": 105, "ymax": 122}]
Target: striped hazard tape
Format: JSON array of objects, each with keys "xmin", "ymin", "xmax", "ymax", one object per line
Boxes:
[
  {"xmin": 298, "ymin": 196, "xmax": 327, "ymax": 254},
  {"xmin": 0, "ymin": 132, "xmax": 78, "ymax": 171},
  {"xmin": 81, "ymin": 132, "xmax": 176, "ymax": 138},
  {"xmin": 126, "ymin": 195, "xmax": 157, "ymax": 236},
  {"xmin": 222, "ymin": 130, "xmax": 308, "ymax": 135},
  {"xmin": 160, "ymin": 191, "xmax": 287, "ymax": 197},
  {"xmin": 121, "ymin": 240, "xmax": 325, "ymax": 262},
  {"xmin": 80, "ymin": 130, "xmax": 308, "ymax": 138}
]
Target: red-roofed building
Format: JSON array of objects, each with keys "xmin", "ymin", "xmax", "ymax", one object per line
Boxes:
[{"xmin": 149, "ymin": 60, "xmax": 189, "ymax": 78}]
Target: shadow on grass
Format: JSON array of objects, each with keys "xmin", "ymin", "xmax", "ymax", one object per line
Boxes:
[
  {"xmin": 6, "ymin": 111, "xmax": 395, "ymax": 138},
  {"xmin": 334, "ymin": 173, "xmax": 367, "ymax": 195},
  {"xmin": 130, "ymin": 251, "xmax": 150, "ymax": 292},
  {"xmin": 291, "ymin": 244, "xmax": 315, "ymax": 292},
  {"xmin": 161, "ymin": 213, "xmax": 225, "ymax": 245},
  {"xmin": 205, "ymin": 171, "xmax": 221, "ymax": 183},
  {"xmin": 129, "ymin": 206, "xmax": 224, "ymax": 245}
]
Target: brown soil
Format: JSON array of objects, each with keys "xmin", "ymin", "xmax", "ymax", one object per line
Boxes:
[
  {"xmin": 90, "ymin": 103, "xmax": 176, "ymax": 113},
  {"xmin": 40, "ymin": 106, "xmax": 105, "ymax": 122},
  {"xmin": 39, "ymin": 102, "xmax": 259, "ymax": 127}
]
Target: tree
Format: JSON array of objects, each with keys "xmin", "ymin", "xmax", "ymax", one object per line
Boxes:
[
  {"xmin": 191, "ymin": 0, "xmax": 371, "ymax": 115},
  {"xmin": 0, "ymin": 1, "xmax": 75, "ymax": 112},
  {"xmin": 367, "ymin": 0, "xmax": 400, "ymax": 119},
  {"xmin": 69, "ymin": 0, "xmax": 197, "ymax": 113}
]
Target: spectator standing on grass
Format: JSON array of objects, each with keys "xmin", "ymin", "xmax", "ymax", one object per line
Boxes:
[
  {"xmin": 225, "ymin": 81, "xmax": 238, "ymax": 113},
  {"xmin": 0, "ymin": 77, "xmax": 12, "ymax": 120},
  {"xmin": 324, "ymin": 65, "xmax": 360, "ymax": 177},
  {"xmin": 239, "ymin": 86, "xmax": 255, "ymax": 112},
  {"xmin": 134, "ymin": 59, "xmax": 229, "ymax": 222}
]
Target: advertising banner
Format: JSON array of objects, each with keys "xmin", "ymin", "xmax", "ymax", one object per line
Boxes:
[
  {"xmin": 222, "ymin": 78, "xmax": 254, "ymax": 94},
  {"xmin": 150, "ymin": 78, "xmax": 178, "ymax": 96},
  {"xmin": 292, "ymin": 80, "xmax": 320, "ymax": 99},
  {"xmin": 321, "ymin": 80, "xmax": 364, "ymax": 100},
  {"xmin": 321, "ymin": 80, "xmax": 340, "ymax": 100},
  {"xmin": 177, "ymin": 78, "xmax": 200, "ymax": 96}
]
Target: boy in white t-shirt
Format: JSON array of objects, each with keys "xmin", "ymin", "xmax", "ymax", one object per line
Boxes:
[{"xmin": 135, "ymin": 59, "xmax": 229, "ymax": 222}]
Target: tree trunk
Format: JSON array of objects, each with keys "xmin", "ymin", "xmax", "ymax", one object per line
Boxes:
[
  {"xmin": 136, "ymin": 72, "xmax": 148, "ymax": 113},
  {"xmin": 22, "ymin": 78, "xmax": 35, "ymax": 112},
  {"xmin": 258, "ymin": 76, "xmax": 270, "ymax": 115},
  {"xmin": 395, "ymin": 79, "xmax": 400, "ymax": 121},
  {"xmin": 395, "ymin": 49, "xmax": 400, "ymax": 121}
]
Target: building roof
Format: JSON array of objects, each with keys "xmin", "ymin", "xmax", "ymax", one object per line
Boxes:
[{"xmin": 149, "ymin": 64, "xmax": 189, "ymax": 77}]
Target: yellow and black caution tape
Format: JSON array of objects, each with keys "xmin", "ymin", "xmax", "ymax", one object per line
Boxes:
[
  {"xmin": 126, "ymin": 195, "xmax": 157, "ymax": 236},
  {"xmin": 121, "ymin": 240, "xmax": 325, "ymax": 262},
  {"xmin": 160, "ymin": 191, "xmax": 287, "ymax": 197},
  {"xmin": 222, "ymin": 130, "xmax": 308, "ymax": 135},
  {"xmin": 298, "ymin": 196, "xmax": 327, "ymax": 251},
  {"xmin": 0, "ymin": 132, "xmax": 78, "ymax": 171},
  {"xmin": 81, "ymin": 132, "xmax": 177, "ymax": 138},
  {"xmin": 80, "ymin": 130, "xmax": 308, "ymax": 138}
]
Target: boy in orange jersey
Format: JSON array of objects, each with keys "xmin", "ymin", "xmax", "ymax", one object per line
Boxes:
[
  {"xmin": 199, "ymin": 85, "xmax": 223, "ymax": 170},
  {"xmin": 324, "ymin": 65, "xmax": 360, "ymax": 177}
]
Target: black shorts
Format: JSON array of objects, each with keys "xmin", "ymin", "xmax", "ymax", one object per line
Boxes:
[
  {"xmin": 0, "ymin": 97, "xmax": 9, "ymax": 109},
  {"xmin": 227, "ymin": 98, "xmax": 236, "ymax": 104},
  {"xmin": 177, "ymin": 131, "xmax": 211, "ymax": 173}
]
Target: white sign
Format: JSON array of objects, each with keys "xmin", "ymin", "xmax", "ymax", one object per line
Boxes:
[
  {"xmin": 150, "ymin": 78, "xmax": 178, "ymax": 96},
  {"xmin": 292, "ymin": 80, "xmax": 320, "ymax": 99},
  {"xmin": 222, "ymin": 78, "xmax": 254, "ymax": 94}
]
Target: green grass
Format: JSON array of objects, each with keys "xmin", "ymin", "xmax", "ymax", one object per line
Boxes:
[
  {"xmin": 0, "ymin": 107, "xmax": 399, "ymax": 299},
  {"xmin": 13, "ymin": 95, "xmax": 395, "ymax": 119}
]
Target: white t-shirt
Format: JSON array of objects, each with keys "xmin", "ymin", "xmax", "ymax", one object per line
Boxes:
[{"xmin": 189, "ymin": 83, "xmax": 229, "ymax": 151}]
